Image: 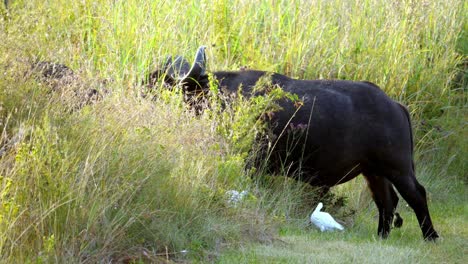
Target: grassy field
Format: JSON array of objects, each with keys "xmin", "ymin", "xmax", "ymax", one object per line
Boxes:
[{"xmin": 0, "ymin": 0, "xmax": 466, "ymax": 263}]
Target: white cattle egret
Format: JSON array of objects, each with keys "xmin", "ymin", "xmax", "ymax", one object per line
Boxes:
[
  {"xmin": 225, "ymin": 190, "xmax": 248, "ymax": 206},
  {"xmin": 310, "ymin": 202, "xmax": 344, "ymax": 232}
]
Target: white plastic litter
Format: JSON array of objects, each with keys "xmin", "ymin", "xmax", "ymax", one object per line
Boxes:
[{"xmin": 310, "ymin": 202, "xmax": 345, "ymax": 232}]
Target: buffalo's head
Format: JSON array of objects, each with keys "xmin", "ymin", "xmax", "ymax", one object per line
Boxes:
[{"xmin": 146, "ymin": 46, "xmax": 209, "ymax": 97}]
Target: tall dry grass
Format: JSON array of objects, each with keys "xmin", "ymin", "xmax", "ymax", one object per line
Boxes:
[{"xmin": 0, "ymin": 0, "xmax": 466, "ymax": 262}]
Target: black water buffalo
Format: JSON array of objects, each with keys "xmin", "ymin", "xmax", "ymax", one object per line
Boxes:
[{"xmin": 147, "ymin": 46, "xmax": 438, "ymax": 241}]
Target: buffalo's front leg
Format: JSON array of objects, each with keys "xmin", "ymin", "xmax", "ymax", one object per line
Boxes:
[{"xmin": 364, "ymin": 174, "xmax": 400, "ymax": 238}]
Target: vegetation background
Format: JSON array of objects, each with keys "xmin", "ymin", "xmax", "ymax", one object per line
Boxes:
[{"xmin": 0, "ymin": 0, "xmax": 466, "ymax": 263}]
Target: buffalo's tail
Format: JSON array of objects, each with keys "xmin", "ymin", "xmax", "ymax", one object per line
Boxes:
[{"xmin": 397, "ymin": 102, "xmax": 415, "ymax": 174}]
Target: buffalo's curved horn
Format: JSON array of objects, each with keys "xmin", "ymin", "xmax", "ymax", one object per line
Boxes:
[
  {"xmin": 165, "ymin": 55, "xmax": 191, "ymax": 80},
  {"xmin": 177, "ymin": 46, "xmax": 207, "ymax": 83}
]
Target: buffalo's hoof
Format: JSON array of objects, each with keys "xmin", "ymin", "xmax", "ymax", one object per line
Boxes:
[
  {"xmin": 378, "ymin": 231, "xmax": 389, "ymax": 239},
  {"xmin": 424, "ymin": 231, "xmax": 439, "ymax": 242},
  {"xmin": 394, "ymin": 213, "xmax": 403, "ymax": 228}
]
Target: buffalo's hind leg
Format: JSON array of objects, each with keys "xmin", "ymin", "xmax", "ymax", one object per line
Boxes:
[
  {"xmin": 364, "ymin": 173, "xmax": 400, "ymax": 239},
  {"xmin": 387, "ymin": 171, "xmax": 439, "ymax": 241}
]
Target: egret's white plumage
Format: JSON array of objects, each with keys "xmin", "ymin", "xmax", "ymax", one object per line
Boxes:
[
  {"xmin": 310, "ymin": 202, "xmax": 345, "ymax": 232},
  {"xmin": 225, "ymin": 190, "xmax": 248, "ymax": 206}
]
